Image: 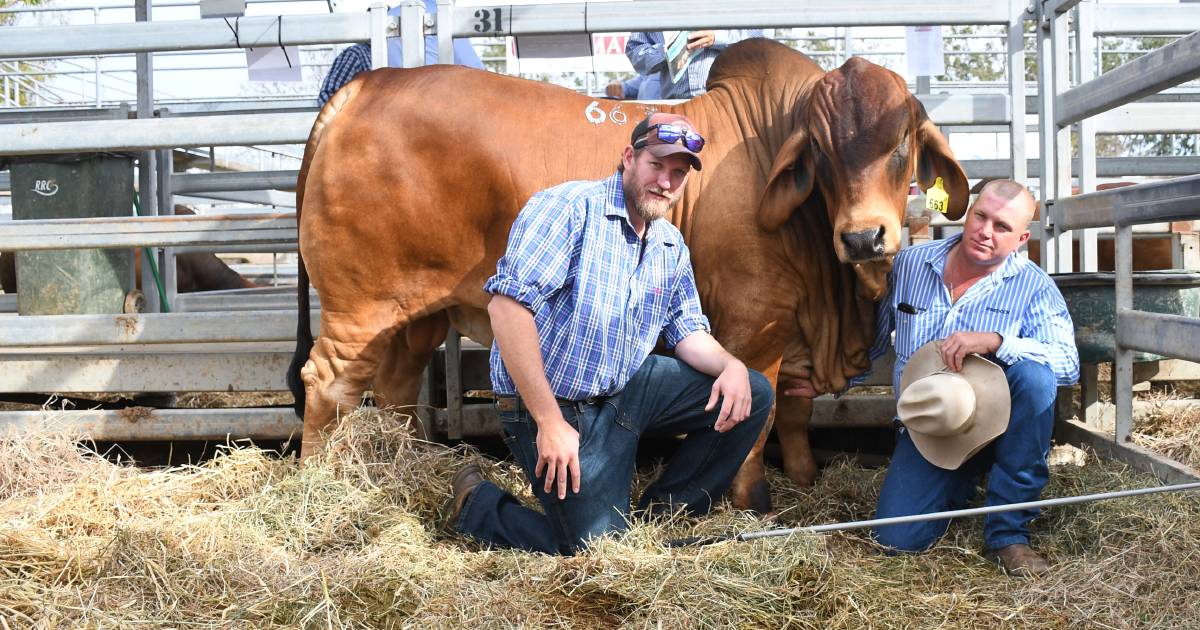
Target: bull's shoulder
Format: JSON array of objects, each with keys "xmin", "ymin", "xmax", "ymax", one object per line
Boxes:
[{"xmin": 516, "ymin": 178, "xmax": 611, "ymax": 228}]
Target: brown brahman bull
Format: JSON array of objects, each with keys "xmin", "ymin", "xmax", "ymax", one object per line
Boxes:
[{"xmin": 288, "ymin": 39, "xmax": 969, "ymax": 513}]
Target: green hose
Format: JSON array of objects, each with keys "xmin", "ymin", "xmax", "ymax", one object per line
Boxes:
[{"xmin": 132, "ymin": 192, "xmax": 170, "ymax": 313}]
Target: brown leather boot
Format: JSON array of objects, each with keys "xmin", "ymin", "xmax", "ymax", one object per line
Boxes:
[
  {"xmin": 983, "ymin": 543, "xmax": 1050, "ymax": 577},
  {"xmin": 446, "ymin": 463, "xmax": 484, "ymax": 530}
]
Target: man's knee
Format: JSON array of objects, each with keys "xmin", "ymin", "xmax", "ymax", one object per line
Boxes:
[
  {"xmin": 1005, "ymin": 360, "xmax": 1057, "ymax": 406},
  {"xmin": 872, "ymin": 523, "xmax": 943, "ymax": 553}
]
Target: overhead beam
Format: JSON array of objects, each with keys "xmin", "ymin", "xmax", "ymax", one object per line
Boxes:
[
  {"xmin": 0, "ymin": 13, "xmax": 371, "ymax": 58},
  {"xmin": 448, "ymin": 0, "xmax": 1010, "ymax": 37},
  {"xmin": 1057, "ymin": 30, "xmax": 1200, "ymax": 127},
  {"xmin": 0, "ymin": 311, "xmax": 311, "ymax": 346},
  {"xmin": 1094, "ymin": 4, "xmax": 1200, "ymax": 36},
  {"xmin": 172, "ymin": 170, "xmax": 298, "ymax": 193},
  {"xmin": 1055, "ymin": 174, "xmax": 1200, "ymax": 231},
  {"xmin": 0, "ymin": 408, "xmax": 300, "ymax": 442},
  {"xmin": 0, "ymin": 113, "xmax": 314, "ymax": 156},
  {"xmin": 0, "ymin": 213, "xmax": 296, "ymax": 251}
]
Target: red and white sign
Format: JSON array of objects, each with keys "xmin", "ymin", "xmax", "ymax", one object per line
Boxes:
[{"xmin": 506, "ymin": 32, "xmax": 635, "ymax": 74}]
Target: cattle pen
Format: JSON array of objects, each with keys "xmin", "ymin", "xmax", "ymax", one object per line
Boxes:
[{"xmin": 2, "ymin": 0, "xmax": 1200, "ymax": 626}]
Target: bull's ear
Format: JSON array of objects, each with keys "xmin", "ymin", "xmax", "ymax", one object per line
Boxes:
[
  {"xmin": 916, "ymin": 117, "xmax": 970, "ymax": 221},
  {"xmin": 758, "ymin": 127, "xmax": 815, "ymax": 231}
]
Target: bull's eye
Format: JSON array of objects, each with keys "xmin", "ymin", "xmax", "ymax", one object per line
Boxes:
[{"xmin": 892, "ymin": 134, "xmax": 909, "ymax": 162}]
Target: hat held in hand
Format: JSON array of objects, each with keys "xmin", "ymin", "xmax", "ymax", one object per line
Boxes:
[{"xmin": 897, "ymin": 340, "xmax": 1010, "ymax": 470}]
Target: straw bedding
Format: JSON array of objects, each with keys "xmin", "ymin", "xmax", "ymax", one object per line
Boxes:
[{"xmin": 2, "ymin": 407, "xmax": 1199, "ymax": 629}]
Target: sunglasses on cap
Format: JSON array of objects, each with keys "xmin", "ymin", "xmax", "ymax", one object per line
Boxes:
[{"xmin": 633, "ymin": 123, "xmax": 706, "ymax": 153}]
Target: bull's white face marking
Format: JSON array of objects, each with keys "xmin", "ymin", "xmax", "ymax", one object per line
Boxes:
[{"xmin": 584, "ymin": 101, "xmax": 629, "ymax": 125}]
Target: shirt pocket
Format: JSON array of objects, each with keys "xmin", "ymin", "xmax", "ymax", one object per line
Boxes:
[{"xmin": 894, "ymin": 302, "xmax": 936, "ymax": 355}]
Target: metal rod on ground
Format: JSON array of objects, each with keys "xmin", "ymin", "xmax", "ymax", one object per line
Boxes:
[{"xmin": 669, "ymin": 481, "xmax": 1200, "ymax": 547}]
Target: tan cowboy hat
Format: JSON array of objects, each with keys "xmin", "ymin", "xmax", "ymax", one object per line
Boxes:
[{"xmin": 897, "ymin": 340, "xmax": 1011, "ymax": 470}]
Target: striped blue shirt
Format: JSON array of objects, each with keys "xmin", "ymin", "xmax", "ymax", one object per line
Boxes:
[
  {"xmin": 485, "ymin": 173, "xmax": 711, "ymax": 399},
  {"xmin": 858, "ymin": 234, "xmax": 1079, "ymax": 391}
]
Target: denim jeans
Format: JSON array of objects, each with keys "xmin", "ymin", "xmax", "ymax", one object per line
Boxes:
[
  {"xmin": 873, "ymin": 359, "xmax": 1059, "ymax": 552},
  {"xmin": 455, "ymin": 354, "xmax": 774, "ymax": 555}
]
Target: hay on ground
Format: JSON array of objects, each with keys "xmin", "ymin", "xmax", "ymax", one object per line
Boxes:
[{"xmin": 1, "ymin": 407, "xmax": 1199, "ymax": 629}]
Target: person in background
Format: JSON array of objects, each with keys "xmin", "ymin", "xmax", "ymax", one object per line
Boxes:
[
  {"xmin": 318, "ymin": 0, "xmax": 483, "ymax": 105},
  {"xmin": 625, "ymin": 29, "xmax": 763, "ymax": 100},
  {"xmin": 605, "ymin": 73, "xmax": 662, "ymax": 100}
]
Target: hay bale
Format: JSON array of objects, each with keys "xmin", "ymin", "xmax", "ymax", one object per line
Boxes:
[{"xmin": 1, "ymin": 406, "xmax": 1199, "ymax": 628}]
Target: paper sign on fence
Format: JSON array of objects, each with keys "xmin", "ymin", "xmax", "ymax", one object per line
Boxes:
[
  {"xmin": 247, "ymin": 46, "xmax": 302, "ymax": 82},
  {"xmin": 905, "ymin": 25, "xmax": 945, "ymax": 78}
]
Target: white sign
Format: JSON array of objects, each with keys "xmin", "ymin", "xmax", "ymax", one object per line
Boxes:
[
  {"xmin": 506, "ymin": 32, "xmax": 634, "ymax": 74},
  {"xmin": 246, "ymin": 46, "xmax": 303, "ymax": 82},
  {"xmin": 905, "ymin": 25, "xmax": 945, "ymax": 78}
]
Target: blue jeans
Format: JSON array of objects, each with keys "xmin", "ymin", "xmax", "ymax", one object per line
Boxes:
[
  {"xmin": 873, "ymin": 359, "xmax": 1058, "ymax": 552},
  {"xmin": 455, "ymin": 354, "xmax": 774, "ymax": 555}
]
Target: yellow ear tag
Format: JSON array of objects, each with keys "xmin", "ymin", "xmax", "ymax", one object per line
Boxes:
[{"xmin": 925, "ymin": 176, "xmax": 950, "ymax": 214}]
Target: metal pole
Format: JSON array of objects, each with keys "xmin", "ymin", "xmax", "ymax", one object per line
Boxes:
[
  {"xmin": 156, "ymin": 112, "xmax": 176, "ymax": 313},
  {"xmin": 369, "ymin": 1, "xmax": 388, "ymax": 69},
  {"xmin": 1052, "ymin": 2, "xmax": 1073, "ymax": 272},
  {"xmin": 1115, "ymin": 221, "xmax": 1134, "ymax": 442},
  {"xmin": 399, "ymin": 0, "xmax": 426, "ymax": 68},
  {"xmin": 135, "ymin": 0, "xmax": 161, "ymax": 313},
  {"xmin": 93, "ymin": 4, "xmax": 101, "ymax": 107},
  {"xmin": 1008, "ymin": 0, "xmax": 1028, "ymax": 185},
  {"xmin": 1077, "ymin": 0, "xmax": 1098, "ymax": 273},
  {"xmin": 667, "ymin": 481, "xmax": 1200, "ymax": 546},
  {"xmin": 1036, "ymin": 0, "xmax": 1057, "ymax": 273},
  {"xmin": 734, "ymin": 481, "xmax": 1200, "ymax": 542},
  {"xmin": 436, "ymin": 0, "xmax": 454, "ymax": 65}
]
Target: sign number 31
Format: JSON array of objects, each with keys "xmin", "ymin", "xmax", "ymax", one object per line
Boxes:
[{"xmin": 473, "ymin": 8, "xmax": 503, "ymax": 33}]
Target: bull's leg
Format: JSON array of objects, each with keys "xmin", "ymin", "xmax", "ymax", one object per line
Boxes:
[
  {"xmin": 372, "ymin": 312, "xmax": 450, "ymax": 439},
  {"xmin": 728, "ymin": 407, "xmax": 776, "ymax": 515},
  {"xmin": 299, "ymin": 307, "xmax": 398, "ymax": 459},
  {"xmin": 773, "ymin": 394, "xmax": 818, "ymax": 486}
]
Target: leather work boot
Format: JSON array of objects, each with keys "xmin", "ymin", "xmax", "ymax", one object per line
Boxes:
[
  {"xmin": 446, "ymin": 463, "xmax": 484, "ymax": 530},
  {"xmin": 983, "ymin": 543, "xmax": 1050, "ymax": 577}
]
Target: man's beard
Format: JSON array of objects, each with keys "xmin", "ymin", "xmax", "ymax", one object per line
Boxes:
[{"xmin": 623, "ymin": 179, "xmax": 677, "ymax": 223}]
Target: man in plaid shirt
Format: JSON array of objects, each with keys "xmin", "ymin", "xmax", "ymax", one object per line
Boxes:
[{"xmin": 449, "ymin": 113, "xmax": 774, "ymax": 555}]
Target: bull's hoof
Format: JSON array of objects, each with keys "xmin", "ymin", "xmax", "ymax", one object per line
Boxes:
[
  {"xmin": 784, "ymin": 464, "xmax": 819, "ymax": 488},
  {"xmin": 732, "ymin": 479, "xmax": 774, "ymax": 515}
]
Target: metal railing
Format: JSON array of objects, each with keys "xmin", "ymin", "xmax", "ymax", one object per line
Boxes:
[{"xmin": 1042, "ymin": 2, "xmax": 1200, "ymax": 480}]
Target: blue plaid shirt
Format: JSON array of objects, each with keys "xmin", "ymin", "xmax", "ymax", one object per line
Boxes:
[
  {"xmin": 855, "ymin": 235, "xmax": 1080, "ymax": 392},
  {"xmin": 485, "ymin": 173, "xmax": 711, "ymax": 399}
]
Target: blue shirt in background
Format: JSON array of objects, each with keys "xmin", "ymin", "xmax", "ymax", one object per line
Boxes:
[{"xmin": 625, "ymin": 30, "xmax": 763, "ymax": 100}]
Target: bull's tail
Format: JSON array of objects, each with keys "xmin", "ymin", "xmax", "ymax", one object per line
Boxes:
[{"xmin": 288, "ymin": 78, "xmax": 365, "ymax": 418}]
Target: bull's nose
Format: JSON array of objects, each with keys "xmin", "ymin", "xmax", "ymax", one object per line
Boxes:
[{"xmin": 841, "ymin": 226, "xmax": 886, "ymax": 260}]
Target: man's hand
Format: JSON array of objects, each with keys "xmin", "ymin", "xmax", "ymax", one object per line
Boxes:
[
  {"xmin": 781, "ymin": 377, "xmax": 819, "ymax": 399},
  {"xmin": 939, "ymin": 331, "xmax": 1002, "ymax": 372},
  {"xmin": 533, "ymin": 412, "xmax": 581, "ymax": 500},
  {"xmin": 707, "ymin": 360, "xmax": 752, "ymax": 432},
  {"xmin": 687, "ymin": 30, "xmax": 717, "ymax": 50},
  {"xmin": 604, "ymin": 81, "xmax": 624, "ymax": 99}
]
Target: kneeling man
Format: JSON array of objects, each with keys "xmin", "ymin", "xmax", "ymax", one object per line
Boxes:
[
  {"xmin": 449, "ymin": 113, "xmax": 774, "ymax": 555},
  {"xmin": 789, "ymin": 180, "xmax": 1078, "ymax": 576}
]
